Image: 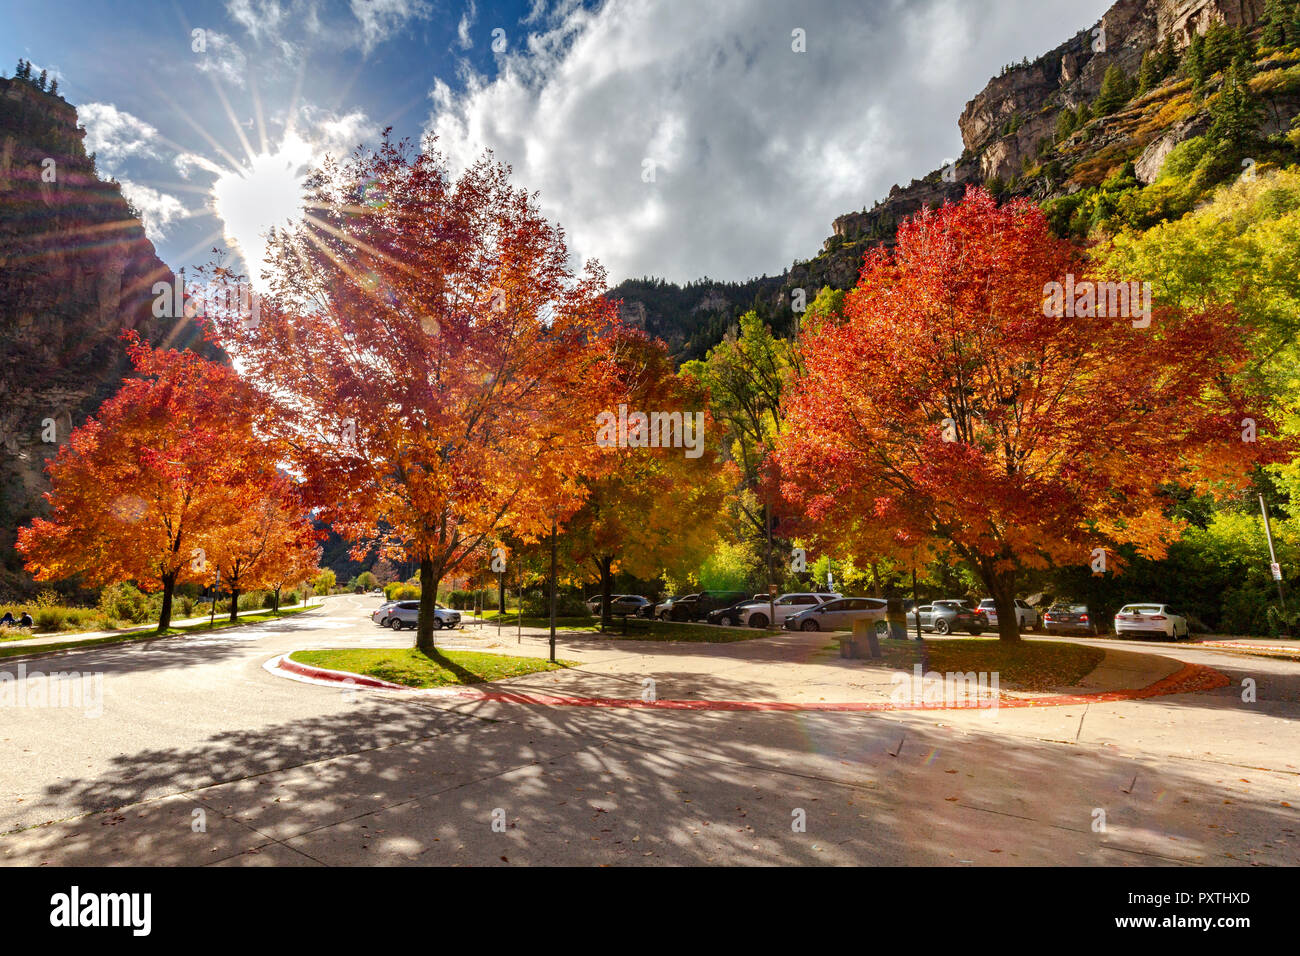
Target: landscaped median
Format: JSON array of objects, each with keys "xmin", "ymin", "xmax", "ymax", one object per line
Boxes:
[
  {"xmin": 287, "ymin": 648, "xmax": 576, "ymax": 688},
  {"xmin": 270, "ymin": 635, "xmax": 1231, "ymax": 712}
]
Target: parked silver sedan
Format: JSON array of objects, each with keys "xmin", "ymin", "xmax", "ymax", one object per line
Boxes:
[{"xmin": 783, "ymin": 597, "xmax": 888, "ymax": 632}]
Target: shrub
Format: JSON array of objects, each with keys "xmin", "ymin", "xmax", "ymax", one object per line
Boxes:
[
  {"xmin": 98, "ymin": 583, "xmax": 152, "ymax": 624},
  {"xmin": 521, "ymin": 590, "xmax": 591, "ymax": 617}
]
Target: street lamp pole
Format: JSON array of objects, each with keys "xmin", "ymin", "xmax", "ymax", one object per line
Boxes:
[{"xmin": 1259, "ymin": 493, "xmax": 1289, "ymax": 617}]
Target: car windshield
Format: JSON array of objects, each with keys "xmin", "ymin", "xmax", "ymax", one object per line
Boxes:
[
  {"xmin": 1123, "ymin": 605, "xmax": 1162, "ymax": 614},
  {"xmin": 1051, "ymin": 604, "xmax": 1087, "ymax": 613}
]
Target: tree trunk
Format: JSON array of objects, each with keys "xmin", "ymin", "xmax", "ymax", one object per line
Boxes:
[
  {"xmin": 273, "ymin": 586, "xmax": 282, "ymax": 613},
  {"xmin": 416, "ymin": 556, "xmax": 441, "ymax": 655},
  {"xmin": 229, "ymin": 584, "xmax": 241, "ymax": 623},
  {"xmin": 157, "ymin": 571, "xmax": 177, "ymax": 633},
  {"xmin": 981, "ymin": 564, "xmax": 1021, "ymax": 642},
  {"xmin": 599, "ymin": 556, "xmax": 614, "ymax": 632},
  {"xmin": 548, "ymin": 517, "xmax": 557, "ymax": 662}
]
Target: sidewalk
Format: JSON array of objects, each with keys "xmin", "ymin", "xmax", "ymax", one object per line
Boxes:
[{"xmin": 0, "ymin": 597, "xmax": 323, "ymax": 652}]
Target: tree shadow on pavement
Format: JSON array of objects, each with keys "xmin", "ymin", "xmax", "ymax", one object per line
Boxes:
[{"xmin": 7, "ymin": 666, "xmax": 1298, "ymax": 866}]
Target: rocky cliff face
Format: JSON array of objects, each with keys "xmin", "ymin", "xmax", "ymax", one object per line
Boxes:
[
  {"xmin": 0, "ymin": 75, "xmax": 215, "ymax": 594},
  {"xmin": 773, "ymin": 0, "xmax": 1274, "ymax": 314}
]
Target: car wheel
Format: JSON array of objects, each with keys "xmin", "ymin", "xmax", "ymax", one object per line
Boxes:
[
  {"xmin": 934, "ymin": 618, "xmax": 950, "ymax": 635},
  {"xmin": 432, "ymin": 618, "xmax": 443, "ymax": 631},
  {"xmin": 719, "ymin": 615, "xmax": 735, "ymax": 627},
  {"xmin": 800, "ymin": 620, "xmax": 819, "ymax": 631},
  {"xmin": 389, "ymin": 618, "xmax": 403, "ymax": 630},
  {"xmin": 969, "ymin": 627, "xmax": 982, "ymax": 636},
  {"xmin": 749, "ymin": 614, "xmax": 768, "ymax": 629}
]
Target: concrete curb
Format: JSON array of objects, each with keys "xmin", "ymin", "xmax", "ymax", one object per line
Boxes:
[
  {"xmin": 1196, "ymin": 640, "xmax": 1300, "ymax": 656},
  {"xmin": 269, "ymin": 652, "xmax": 1231, "ymax": 712}
]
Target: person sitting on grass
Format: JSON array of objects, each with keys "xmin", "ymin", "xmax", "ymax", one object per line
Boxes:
[
  {"xmin": 18, "ymin": 611, "xmax": 33, "ymax": 629},
  {"xmin": 0, "ymin": 610, "xmax": 14, "ymax": 627}
]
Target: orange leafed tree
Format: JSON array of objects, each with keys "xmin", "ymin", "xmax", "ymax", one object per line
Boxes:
[
  {"xmin": 776, "ymin": 188, "xmax": 1287, "ymax": 640},
  {"xmin": 560, "ymin": 330, "xmax": 734, "ymax": 628},
  {"xmin": 204, "ymin": 136, "xmax": 620, "ymax": 653},
  {"xmin": 16, "ymin": 341, "xmax": 282, "ymax": 631},
  {"xmin": 205, "ymin": 469, "xmax": 319, "ymax": 621}
]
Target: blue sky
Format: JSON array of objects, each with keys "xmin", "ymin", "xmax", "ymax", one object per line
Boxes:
[{"xmin": 1, "ymin": 0, "xmax": 1113, "ymax": 285}]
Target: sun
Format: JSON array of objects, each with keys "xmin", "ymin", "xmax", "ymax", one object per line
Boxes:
[{"xmin": 211, "ymin": 131, "xmax": 312, "ymax": 290}]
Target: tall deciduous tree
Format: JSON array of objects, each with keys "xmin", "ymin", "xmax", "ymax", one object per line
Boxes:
[
  {"xmin": 204, "ymin": 136, "xmax": 620, "ymax": 654},
  {"xmin": 776, "ymin": 188, "xmax": 1285, "ymax": 640},
  {"xmin": 16, "ymin": 341, "xmax": 277, "ymax": 631},
  {"xmin": 563, "ymin": 332, "xmax": 732, "ymax": 628}
]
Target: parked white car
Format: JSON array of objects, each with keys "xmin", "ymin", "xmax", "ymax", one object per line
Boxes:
[
  {"xmin": 737, "ymin": 592, "xmax": 842, "ymax": 628},
  {"xmin": 1114, "ymin": 603, "xmax": 1189, "ymax": 641},
  {"xmin": 977, "ymin": 598, "xmax": 1040, "ymax": 631}
]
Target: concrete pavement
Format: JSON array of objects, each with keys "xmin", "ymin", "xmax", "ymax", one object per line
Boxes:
[{"xmin": 0, "ymin": 593, "xmax": 1296, "ymax": 865}]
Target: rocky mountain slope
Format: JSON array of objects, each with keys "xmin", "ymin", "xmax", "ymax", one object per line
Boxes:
[
  {"xmin": 618, "ymin": 0, "xmax": 1298, "ymax": 359},
  {"xmin": 0, "ymin": 73, "xmax": 215, "ymax": 594}
]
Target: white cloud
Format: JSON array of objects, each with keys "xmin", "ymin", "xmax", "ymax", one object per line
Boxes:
[
  {"xmin": 424, "ymin": 0, "xmax": 1111, "ymax": 283},
  {"xmin": 78, "ymin": 103, "xmax": 163, "ymax": 172},
  {"xmin": 194, "ymin": 30, "xmax": 249, "ymax": 87},
  {"xmin": 119, "ymin": 180, "xmax": 191, "ymax": 241},
  {"xmin": 295, "ymin": 104, "xmax": 380, "ymax": 156},
  {"xmin": 227, "ymin": 0, "xmax": 286, "ymax": 42},
  {"xmin": 350, "ymin": 0, "xmax": 433, "ymax": 54},
  {"xmin": 457, "ymin": 0, "xmax": 477, "ymax": 49}
]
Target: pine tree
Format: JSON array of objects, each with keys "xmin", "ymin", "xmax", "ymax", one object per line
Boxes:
[
  {"xmin": 37, "ymin": 69, "xmax": 46, "ymax": 90},
  {"xmin": 1184, "ymin": 31, "xmax": 1207, "ymax": 87},
  {"xmin": 1261, "ymin": 0, "xmax": 1290, "ymax": 47},
  {"xmin": 1158, "ymin": 34, "xmax": 1178, "ymax": 77},
  {"xmin": 1055, "ymin": 106, "xmax": 1079, "ymax": 141},
  {"xmin": 1137, "ymin": 51, "xmax": 1156, "ymax": 94},
  {"xmin": 1207, "ymin": 62, "xmax": 1265, "ymax": 155},
  {"xmin": 1094, "ymin": 65, "xmax": 1133, "ymax": 115},
  {"xmin": 49, "ymin": 78, "xmax": 58, "ymax": 95}
]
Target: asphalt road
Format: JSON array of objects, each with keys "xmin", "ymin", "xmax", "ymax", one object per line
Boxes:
[{"xmin": 0, "ymin": 593, "xmax": 1297, "ymax": 866}]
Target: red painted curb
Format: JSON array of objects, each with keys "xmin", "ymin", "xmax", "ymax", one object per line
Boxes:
[{"xmin": 273, "ymin": 655, "xmax": 1230, "ymax": 712}]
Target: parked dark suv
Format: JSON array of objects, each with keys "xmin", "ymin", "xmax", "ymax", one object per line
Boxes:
[{"xmin": 667, "ymin": 590, "xmax": 751, "ymax": 622}]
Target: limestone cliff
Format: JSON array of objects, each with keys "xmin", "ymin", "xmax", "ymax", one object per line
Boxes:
[{"xmin": 0, "ymin": 75, "xmax": 215, "ymax": 594}]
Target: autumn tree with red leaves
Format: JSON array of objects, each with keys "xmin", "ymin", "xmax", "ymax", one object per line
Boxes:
[
  {"xmin": 777, "ymin": 188, "xmax": 1286, "ymax": 640},
  {"xmin": 16, "ymin": 341, "xmax": 287, "ymax": 631},
  {"xmin": 204, "ymin": 137, "xmax": 621, "ymax": 653}
]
